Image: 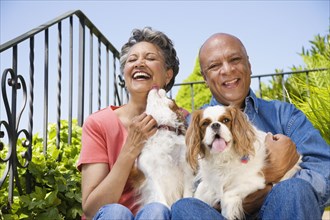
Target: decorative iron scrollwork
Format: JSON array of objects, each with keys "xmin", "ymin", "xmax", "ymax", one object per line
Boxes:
[{"xmin": 0, "ymin": 68, "xmax": 32, "ymax": 205}]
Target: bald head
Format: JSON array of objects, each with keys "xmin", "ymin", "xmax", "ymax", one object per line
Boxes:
[
  {"xmin": 198, "ymin": 33, "xmax": 252, "ymax": 108},
  {"xmin": 199, "ymin": 33, "xmax": 248, "ymax": 67}
]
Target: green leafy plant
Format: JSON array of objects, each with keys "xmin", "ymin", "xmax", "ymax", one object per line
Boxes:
[
  {"xmin": 0, "ymin": 120, "xmax": 82, "ymax": 219},
  {"xmin": 288, "ymin": 74, "xmax": 330, "ymax": 144},
  {"xmin": 175, "ymin": 57, "xmax": 212, "ymax": 112},
  {"xmin": 259, "ymin": 32, "xmax": 330, "ymax": 144}
]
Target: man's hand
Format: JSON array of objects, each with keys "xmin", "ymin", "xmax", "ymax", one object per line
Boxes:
[
  {"xmin": 263, "ymin": 133, "xmax": 300, "ymax": 183},
  {"xmin": 243, "ymin": 184, "xmax": 273, "ymax": 215},
  {"xmin": 243, "ymin": 133, "xmax": 300, "ymax": 216}
]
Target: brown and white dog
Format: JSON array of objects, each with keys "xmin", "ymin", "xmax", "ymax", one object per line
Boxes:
[
  {"xmin": 130, "ymin": 88, "xmax": 194, "ymax": 210},
  {"xmin": 186, "ymin": 105, "xmax": 301, "ymax": 220}
]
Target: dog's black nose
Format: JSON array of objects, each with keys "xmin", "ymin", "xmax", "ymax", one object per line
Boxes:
[{"xmin": 211, "ymin": 122, "xmax": 220, "ymax": 131}]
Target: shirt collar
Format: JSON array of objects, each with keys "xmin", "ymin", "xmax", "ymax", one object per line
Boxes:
[
  {"xmin": 246, "ymin": 89, "xmax": 259, "ymax": 113},
  {"xmin": 208, "ymin": 88, "xmax": 259, "ymax": 113}
]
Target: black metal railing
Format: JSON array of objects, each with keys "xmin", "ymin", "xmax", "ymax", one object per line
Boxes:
[
  {"xmin": 170, "ymin": 68, "xmax": 328, "ymax": 110},
  {"xmin": 0, "ymin": 10, "xmax": 128, "ymax": 207}
]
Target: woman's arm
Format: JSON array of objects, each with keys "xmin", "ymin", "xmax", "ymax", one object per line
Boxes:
[
  {"xmin": 81, "ymin": 113, "xmax": 157, "ymax": 218},
  {"xmin": 81, "ymin": 152, "xmax": 136, "ymax": 218}
]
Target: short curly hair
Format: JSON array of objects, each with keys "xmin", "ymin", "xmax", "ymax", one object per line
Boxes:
[{"xmin": 120, "ymin": 27, "xmax": 180, "ymax": 92}]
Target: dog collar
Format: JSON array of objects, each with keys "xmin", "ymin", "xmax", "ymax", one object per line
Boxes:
[
  {"xmin": 241, "ymin": 155, "xmax": 250, "ymax": 164},
  {"xmin": 158, "ymin": 124, "xmax": 185, "ymax": 136}
]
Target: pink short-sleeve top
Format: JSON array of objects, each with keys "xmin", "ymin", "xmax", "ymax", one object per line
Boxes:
[{"xmin": 77, "ymin": 106, "xmax": 140, "ymax": 215}]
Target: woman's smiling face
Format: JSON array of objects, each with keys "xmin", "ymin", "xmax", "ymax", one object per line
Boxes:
[{"xmin": 123, "ymin": 41, "xmax": 173, "ymax": 95}]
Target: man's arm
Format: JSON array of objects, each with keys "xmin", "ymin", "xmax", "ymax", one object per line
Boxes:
[
  {"xmin": 288, "ymin": 109, "xmax": 330, "ymax": 206},
  {"xmin": 243, "ymin": 133, "xmax": 300, "ymax": 214},
  {"xmin": 263, "ymin": 133, "xmax": 300, "ymax": 183}
]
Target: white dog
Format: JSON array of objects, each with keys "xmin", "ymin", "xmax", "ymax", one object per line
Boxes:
[
  {"xmin": 186, "ymin": 105, "xmax": 301, "ymax": 220},
  {"xmin": 130, "ymin": 88, "xmax": 193, "ymax": 209}
]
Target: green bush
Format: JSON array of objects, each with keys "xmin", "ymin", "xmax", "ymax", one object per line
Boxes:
[
  {"xmin": 288, "ymin": 72, "xmax": 330, "ymax": 144},
  {"xmin": 258, "ymin": 33, "xmax": 330, "ymax": 144},
  {"xmin": 0, "ymin": 120, "xmax": 83, "ymax": 220},
  {"xmin": 175, "ymin": 56, "xmax": 212, "ymax": 112}
]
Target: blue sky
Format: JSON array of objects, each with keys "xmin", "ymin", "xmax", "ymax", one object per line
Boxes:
[{"xmin": 1, "ymin": 0, "xmax": 329, "ymax": 90}]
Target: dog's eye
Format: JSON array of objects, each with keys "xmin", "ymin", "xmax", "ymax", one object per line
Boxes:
[
  {"xmin": 222, "ymin": 118, "xmax": 230, "ymax": 123},
  {"xmin": 202, "ymin": 122, "xmax": 209, "ymax": 126},
  {"xmin": 201, "ymin": 121, "xmax": 210, "ymax": 127}
]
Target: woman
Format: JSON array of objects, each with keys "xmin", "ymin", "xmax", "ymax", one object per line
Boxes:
[{"xmin": 77, "ymin": 27, "xmax": 180, "ymax": 219}]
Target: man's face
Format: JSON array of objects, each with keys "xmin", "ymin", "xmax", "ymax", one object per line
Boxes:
[{"xmin": 199, "ymin": 34, "xmax": 252, "ymax": 108}]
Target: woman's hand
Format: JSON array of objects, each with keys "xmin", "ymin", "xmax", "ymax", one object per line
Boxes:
[
  {"xmin": 122, "ymin": 112, "xmax": 158, "ymax": 158},
  {"xmin": 263, "ymin": 133, "xmax": 300, "ymax": 183}
]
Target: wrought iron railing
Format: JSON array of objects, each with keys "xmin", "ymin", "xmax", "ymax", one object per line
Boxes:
[
  {"xmin": 0, "ymin": 10, "xmax": 128, "ymax": 208},
  {"xmin": 170, "ymin": 68, "xmax": 328, "ymax": 110}
]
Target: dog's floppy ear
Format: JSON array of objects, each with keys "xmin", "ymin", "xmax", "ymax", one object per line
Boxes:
[
  {"xmin": 186, "ymin": 110, "xmax": 204, "ymax": 171},
  {"xmin": 228, "ymin": 106, "xmax": 256, "ymax": 157}
]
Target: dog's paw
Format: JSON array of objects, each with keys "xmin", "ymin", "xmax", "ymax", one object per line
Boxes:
[{"xmin": 222, "ymin": 195, "xmax": 244, "ymax": 220}]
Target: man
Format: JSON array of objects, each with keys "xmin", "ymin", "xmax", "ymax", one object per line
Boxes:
[{"xmin": 172, "ymin": 33, "xmax": 329, "ymax": 219}]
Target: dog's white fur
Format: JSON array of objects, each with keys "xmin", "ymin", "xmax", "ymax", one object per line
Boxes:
[
  {"xmin": 133, "ymin": 88, "xmax": 193, "ymax": 209},
  {"xmin": 186, "ymin": 105, "xmax": 301, "ymax": 220}
]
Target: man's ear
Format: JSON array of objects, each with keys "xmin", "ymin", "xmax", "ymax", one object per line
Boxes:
[
  {"xmin": 247, "ymin": 57, "xmax": 252, "ymax": 75},
  {"xmin": 202, "ymin": 72, "xmax": 206, "ymax": 80},
  {"xmin": 202, "ymin": 72, "xmax": 209, "ymax": 87}
]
